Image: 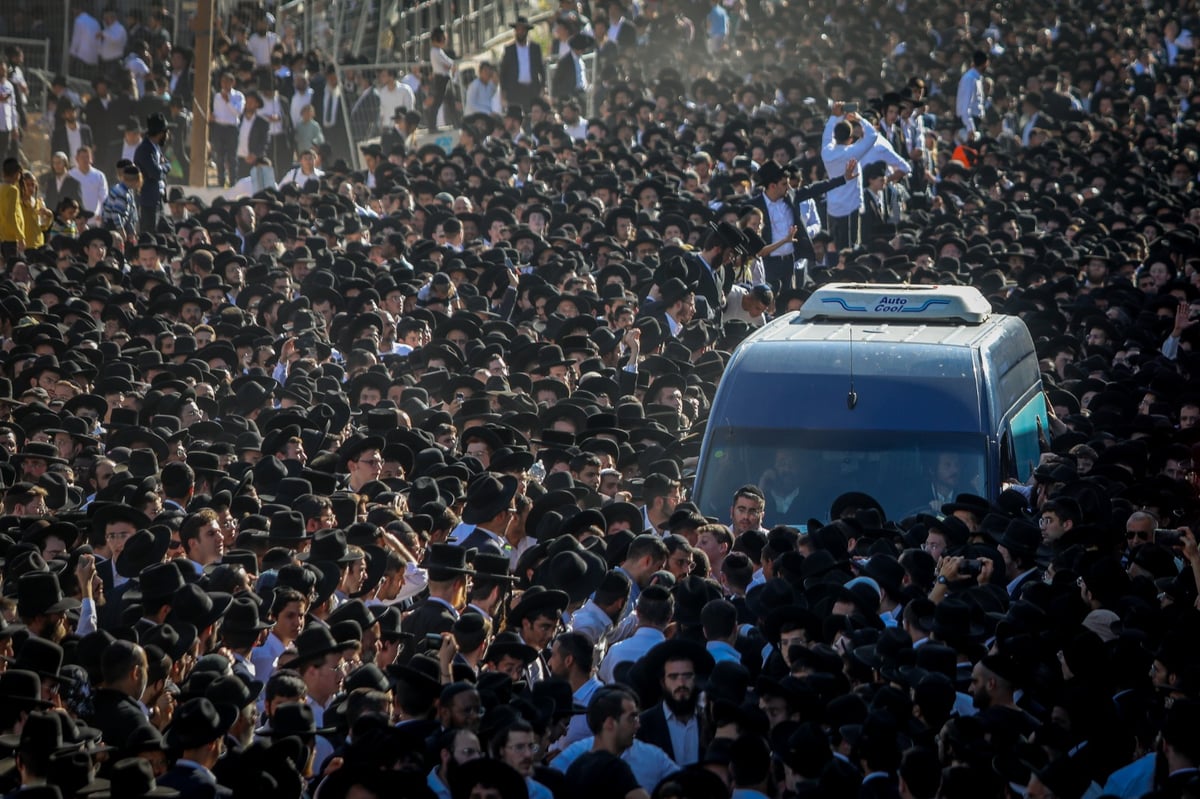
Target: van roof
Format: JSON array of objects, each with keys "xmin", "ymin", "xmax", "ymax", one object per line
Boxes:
[{"xmin": 797, "ymin": 284, "xmax": 992, "ymax": 324}]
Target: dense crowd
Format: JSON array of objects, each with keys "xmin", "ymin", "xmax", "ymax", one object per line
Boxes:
[{"xmin": 0, "ymin": 0, "xmax": 1198, "ymax": 797}]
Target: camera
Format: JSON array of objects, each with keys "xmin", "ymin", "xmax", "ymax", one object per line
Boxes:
[
  {"xmin": 455, "ymin": 392, "xmax": 466, "ymax": 403},
  {"xmin": 959, "ymin": 559, "xmax": 983, "ymax": 577},
  {"xmin": 843, "ymin": 102, "xmax": 859, "ymax": 113},
  {"xmin": 424, "ymin": 633, "xmax": 445, "ymax": 647},
  {"xmin": 1155, "ymin": 529, "xmax": 1183, "ymax": 547}
]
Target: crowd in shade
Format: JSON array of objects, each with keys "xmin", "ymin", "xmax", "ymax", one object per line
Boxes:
[{"xmin": 1, "ymin": 0, "xmax": 1200, "ymax": 797}]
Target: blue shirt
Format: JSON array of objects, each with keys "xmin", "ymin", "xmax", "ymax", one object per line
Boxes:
[
  {"xmin": 706, "ymin": 640, "xmax": 741, "ymax": 664},
  {"xmin": 551, "ymin": 738, "xmax": 679, "ymax": 792},
  {"xmin": 707, "ymin": 4, "xmax": 728, "ymax": 37},
  {"xmin": 599, "ymin": 627, "xmax": 665, "ymax": 682}
]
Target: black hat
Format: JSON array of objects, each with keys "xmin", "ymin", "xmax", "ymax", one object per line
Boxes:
[
  {"xmin": 420, "ymin": 543, "xmax": 476, "ymax": 580},
  {"xmin": 461, "ymin": 473, "xmax": 520, "ymax": 525},
  {"xmin": 449, "ymin": 759, "xmax": 527, "ymax": 799},
  {"xmin": 12, "ymin": 638, "xmax": 73, "ymax": 686},
  {"xmin": 115, "ymin": 526, "xmax": 170, "ymax": 579},
  {"xmin": 0, "ymin": 669, "xmax": 51, "ymax": 709},
  {"xmin": 166, "ymin": 583, "xmax": 233, "ymax": 630},
  {"xmin": 484, "ymin": 630, "xmax": 539, "ymax": 666},
  {"xmin": 221, "ymin": 596, "xmax": 274, "ymax": 635},
  {"xmin": 83, "ymin": 757, "xmax": 179, "ymax": 798},
  {"xmin": 166, "ymin": 697, "xmax": 239, "ymax": 750},
  {"xmin": 302, "ymin": 529, "xmax": 362, "ymax": 564},
  {"xmin": 258, "ymin": 701, "xmax": 335, "ymax": 737},
  {"xmin": 290, "ymin": 624, "xmax": 360, "ymax": 666},
  {"xmin": 507, "ymin": 585, "xmax": 569, "ymax": 625},
  {"xmin": 16, "ymin": 571, "xmax": 80, "ymax": 619},
  {"xmin": 996, "ymin": 519, "xmax": 1040, "ymax": 561}
]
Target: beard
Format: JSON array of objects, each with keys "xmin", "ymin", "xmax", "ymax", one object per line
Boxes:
[
  {"xmin": 971, "ymin": 690, "xmax": 991, "ymax": 711},
  {"xmin": 663, "ymin": 689, "xmax": 697, "ymax": 718}
]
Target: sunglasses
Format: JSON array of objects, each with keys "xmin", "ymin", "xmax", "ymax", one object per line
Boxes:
[{"xmin": 1126, "ymin": 530, "xmax": 1151, "ymax": 540}]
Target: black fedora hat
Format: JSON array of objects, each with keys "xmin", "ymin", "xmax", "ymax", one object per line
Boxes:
[
  {"xmin": 507, "ymin": 585, "xmax": 569, "ymax": 626},
  {"xmin": 16, "ymin": 571, "xmax": 80, "ymax": 619},
  {"xmin": 420, "ymin": 543, "xmax": 476, "ymax": 580},
  {"xmin": 221, "ymin": 596, "xmax": 274, "ymax": 635},
  {"xmin": 166, "ymin": 583, "xmax": 233, "ymax": 630},
  {"xmin": 461, "ymin": 473, "xmax": 520, "ymax": 525},
  {"xmin": 387, "ymin": 653, "xmax": 442, "ymax": 695},
  {"xmin": 115, "ymin": 526, "xmax": 170, "ymax": 579},
  {"xmin": 12, "ymin": 638, "xmax": 74, "ymax": 686},
  {"xmin": 83, "ymin": 756, "xmax": 179, "ymax": 798},
  {"xmin": 484, "ymin": 630, "xmax": 539, "ymax": 666},
  {"xmin": 166, "ymin": 697, "xmax": 239, "ymax": 750},
  {"xmin": 303, "ymin": 528, "xmax": 363, "ymax": 565},
  {"xmin": 0, "ymin": 669, "xmax": 51, "ymax": 709},
  {"xmin": 290, "ymin": 624, "xmax": 360, "ymax": 666},
  {"xmin": 257, "ymin": 701, "xmax": 336, "ymax": 737},
  {"xmin": 267, "ymin": 510, "xmax": 310, "ymax": 544},
  {"xmin": 137, "ymin": 562, "xmax": 185, "ymax": 603},
  {"xmin": 996, "ymin": 519, "xmax": 1041, "ymax": 561}
]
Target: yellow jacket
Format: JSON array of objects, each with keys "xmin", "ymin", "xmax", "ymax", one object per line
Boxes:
[
  {"xmin": 20, "ymin": 197, "xmax": 47, "ymax": 250},
  {"xmin": 0, "ymin": 183, "xmax": 22, "ymax": 244}
]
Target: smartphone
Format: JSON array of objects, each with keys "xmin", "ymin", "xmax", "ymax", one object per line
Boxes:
[
  {"xmin": 455, "ymin": 392, "xmax": 466, "ymax": 403},
  {"xmin": 424, "ymin": 633, "xmax": 445, "ymax": 646},
  {"xmin": 843, "ymin": 102, "xmax": 859, "ymax": 113},
  {"xmin": 1156, "ymin": 529, "xmax": 1183, "ymax": 547}
]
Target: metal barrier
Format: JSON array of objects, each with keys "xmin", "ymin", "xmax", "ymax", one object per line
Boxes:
[
  {"xmin": 545, "ymin": 51, "xmax": 597, "ymax": 117},
  {"xmin": 0, "ymin": 37, "xmax": 51, "ymax": 112}
]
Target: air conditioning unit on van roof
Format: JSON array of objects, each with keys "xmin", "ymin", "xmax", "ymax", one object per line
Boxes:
[{"xmin": 796, "ymin": 284, "xmax": 991, "ymax": 325}]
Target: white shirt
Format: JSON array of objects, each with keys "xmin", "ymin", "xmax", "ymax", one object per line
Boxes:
[
  {"xmin": 291, "ymin": 87, "xmax": 314, "ymax": 128},
  {"xmin": 573, "ymin": 53, "xmax": 587, "ymax": 91},
  {"xmin": 565, "ymin": 118, "xmax": 588, "ymax": 141},
  {"xmin": 261, "ymin": 94, "xmax": 285, "ymax": 135},
  {"xmin": 377, "ymin": 81, "xmax": 416, "ymax": 128},
  {"xmin": 69, "ymin": 166, "xmax": 107, "ymax": 213},
  {"xmin": 515, "ymin": 44, "xmax": 533, "ymax": 84},
  {"xmin": 99, "ymin": 20, "xmax": 127, "ymax": 61},
  {"xmin": 431, "ymin": 47, "xmax": 454, "ymax": 76},
  {"xmin": 551, "ymin": 738, "xmax": 679, "ymax": 792},
  {"xmin": 306, "ymin": 695, "xmax": 335, "ymax": 769},
  {"xmin": 278, "ymin": 165, "xmax": 324, "ymax": 187},
  {"xmin": 251, "ymin": 631, "xmax": 287, "ymax": 687},
  {"xmin": 213, "ymin": 90, "xmax": 245, "ymax": 126},
  {"xmin": 860, "ymin": 135, "xmax": 911, "ymax": 175},
  {"xmin": 598, "ymin": 626, "xmax": 664, "ymax": 682},
  {"xmin": 723, "ymin": 285, "xmax": 767, "ymax": 327},
  {"xmin": 70, "ymin": 12, "xmax": 102, "ymax": 65},
  {"xmin": 0, "ymin": 80, "xmax": 16, "ymax": 130},
  {"xmin": 248, "ymin": 31, "xmax": 280, "ymax": 67},
  {"xmin": 663, "ymin": 702, "xmax": 700, "ymax": 766},
  {"xmin": 821, "ymin": 114, "xmax": 878, "ymax": 217},
  {"xmin": 956, "ymin": 66, "xmax": 985, "ymax": 131},
  {"xmin": 321, "ymin": 88, "xmax": 341, "ymax": 127},
  {"xmin": 763, "ymin": 194, "xmax": 793, "ymax": 256},
  {"xmin": 65, "ymin": 126, "xmax": 83, "ymax": 161},
  {"xmin": 557, "ymin": 677, "xmax": 603, "ymax": 750},
  {"xmin": 237, "ymin": 112, "xmax": 257, "ymax": 158},
  {"xmin": 568, "ymin": 600, "xmax": 613, "ymax": 647}
]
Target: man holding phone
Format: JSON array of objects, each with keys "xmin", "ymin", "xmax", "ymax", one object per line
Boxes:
[{"xmin": 821, "ymin": 101, "xmax": 878, "ymax": 250}]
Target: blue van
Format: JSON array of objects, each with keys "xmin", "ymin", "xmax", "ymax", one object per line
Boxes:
[{"xmin": 692, "ymin": 284, "xmax": 1047, "ymax": 525}]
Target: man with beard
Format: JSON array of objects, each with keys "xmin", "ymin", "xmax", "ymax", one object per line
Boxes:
[
  {"xmin": 548, "ymin": 632, "xmax": 604, "ymax": 750},
  {"xmin": 428, "ymin": 726, "xmax": 483, "ymax": 798},
  {"xmin": 494, "ymin": 720, "xmax": 554, "ymax": 799},
  {"xmin": 565, "ymin": 686, "xmax": 648, "ymax": 799},
  {"xmin": 968, "ymin": 653, "xmax": 1039, "ymax": 741},
  {"xmin": 16, "ymin": 571, "xmax": 80, "ymax": 643},
  {"xmin": 636, "ymin": 639, "xmax": 714, "ymax": 766}
]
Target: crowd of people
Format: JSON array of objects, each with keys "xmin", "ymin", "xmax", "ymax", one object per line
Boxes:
[{"xmin": 0, "ymin": 0, "xmax": 1198, "ymax": 797}]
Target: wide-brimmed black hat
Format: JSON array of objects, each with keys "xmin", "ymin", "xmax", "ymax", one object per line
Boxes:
[
  {"xmin": 290, "ymin": 624, "xmax": 360, "ymax": 666},
  {"xmin": 221, "ymin": 596, "xmax": 274, "ymax": 635},
  {"xmin": 267, "ymin": 510, "xmax": 311, "ymax": 544},
  {"xmin": 301, "ymin": 529, "xmax": 362, "ymax": 565},
  {"xmin": 16, "ymin": 572, "xmax": 80, "ymax": 619},
  {"xmin": 461, "ymin": 473, "xmax": 520, "ymax": 525},
  {"xmin": 12, "ymin": 638, "xmax": 74, "ymax": 686},
  {"xmin": 166, "ymin": 697, "xmax": 239, "ymax": 750},
  {"xmin": 387, "ymin": 653, "xmax": 442, "ymax": 695},
  {"xmin": 470, "ymin": 552, "xmax": 519, "ymax": 583},
  {"xmin": 507, "ymin": 585, "xmax": 569, "ymax": 625},
  {"xmin": 420, "ymin": 543, "xmax": 476, "ymax": 580},
  {"xmin": 257, "ymin": 701, "xmax": 336, "ymax": 737},
  {"xmin": 484, "ymin": 630, "xmax": 539, "ymax": 666},
  {"xmin": 83, "ymin": 756, "xmax": 179, "ymax": 797},
  {"xmin": 114, "ymin": 526, "xmax": 170, "ymax": 579},
  {"xmin": 0, "ymin": 669, "xmax": 51, "ymax": 709},
  {"xmin": 996, "ymin": 519, "xmax": 1041, "ymax": 561},
  {"xmin": 166, "ymin": 583, "xmax": 233, "ymax": 631}
]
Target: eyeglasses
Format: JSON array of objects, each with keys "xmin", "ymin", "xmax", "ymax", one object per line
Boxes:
[
  {"xmin": 505, "ymin": 742, "xmax": 541, "ymax": 754},
  {"xmin": 357, "ymin": 458, "xmax": 384, "ymax": 465},
  {"xmin": 1038, "ymin": 517, "xmax": 1053, "ymax": 527},
  {"xmin": 106, "ymin": 530, "xmax": 134, "ymax": 541},
  {"xmin": 1126, "ymin": 529, "xmax": 1152, "ymax": 540},
  {"xmin": 169, "ymin": 540, "xmax": 183, "ymax": 550},
  {"xmin": 458, "ymin": 747, "xmax": 482, "ymax": 757}
]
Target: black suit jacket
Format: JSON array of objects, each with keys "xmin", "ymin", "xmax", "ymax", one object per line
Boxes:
[
  {"xmin": 456, "ymin": 528, "xmax": 504, "ymax": 555},
  {"xmin": 40, "ymin": 172, "xmax": 82, "ymax": 210},
  {"xmin": 744, "ymin": 174, "xmax": 848, "ymax": 263},
  {"xmin": 500, "ymin": 41, "xmax": 545, "ymax": 96},
  {"xmin": 637, "ymin": 703, "xmax": 702, "ymax": 763},
  {"xmin": 398, "ymin": 598, "xmax": 457, "ymax": 663},
  {"xmin": 242, "ymin": 114, "xmax": 270, "ymax": 160},
  {"xmin": 85, "ymin": 688, "xmax": 154, "ymax": 754},
  {"xmin": 50, "ymin": 124, "xmax": 94, "ymax": 159},
  {"xmin": 859, "ymin": 773, "xmax": 902, "ymax": 799},
  {"xmin": 551, "ymin": 53, "xmax": 581, "ymax": 103}
]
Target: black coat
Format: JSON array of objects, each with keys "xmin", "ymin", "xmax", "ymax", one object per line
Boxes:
[
  {"xmin": 39, "ymin": 172, "xmax": 82, "ymax": 211},
  {"xmin": 85, "ymin": 688, "xmax": 154, "ymax": 753},
  {"xmin": 456, "ymin": 528, "xmax": 505, "ymax": 555},
  {"xmin": 242, "ymin": 114, "xmax": 270, "ymax": 160},
  {"xmin": 636, "ymin": 703, "xmax": 702, "ymax": 763},
  {"xmin": 398, "ymin": 598, "xmax": 457, "ymax": 662},
  {"xmin": 50, "ymin": 123, "xmax": 94, "ymax": 159},
  {"xmin": 551, "ymin": 53, "xmax": 582, "ymax": 103},
  {"xmin": 500, "ymin": 41, "xmax": 545, "ymax": 96}
]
